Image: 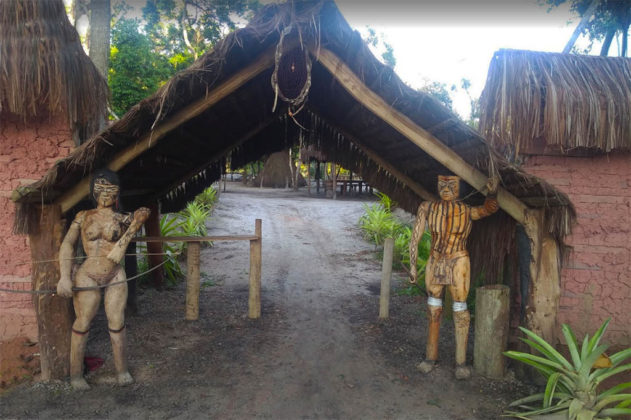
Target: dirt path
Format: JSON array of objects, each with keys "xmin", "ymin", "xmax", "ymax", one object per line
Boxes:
[{"xmin": 0, "ymin": 183, "xmax": 530, "ymax": 419}]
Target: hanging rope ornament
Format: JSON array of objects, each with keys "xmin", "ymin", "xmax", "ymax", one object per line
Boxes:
[{"xmin": 271, "ymin": 24, "xmax": 312, "ymax": 125}]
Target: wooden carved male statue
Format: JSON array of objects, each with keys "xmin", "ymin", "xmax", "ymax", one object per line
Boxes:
[
  {"xmin": 409, "ymin": 175, "xmax": 498, "ymax": 379},
  {"xmin": 57, "ymin": 169, "xmax": 150, "ymax": 390}
]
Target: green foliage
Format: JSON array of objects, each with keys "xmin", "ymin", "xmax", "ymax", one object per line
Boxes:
[
  {"xmin": 136, "ymin": 214, "xmax": 184, "ymax": 287},
  {"xmin": 541, "ymin": 0, "xmax": 631, "ymax": 56},
  {"xmin": 358, "ymin": 203, "xmax": 402, "ymax": 246},
  {"xmin": 136, "ymin": 186, "xmax": 219, "ymax": 286},
  {"xmin": 194, "ymin": 186, "xmax": 218, "ymax": 209},
  {"xmin": 108, "ymin": 17, "xmax": 173, "ymax": 116},
  {"xmin": 364, "ymin": 26, "xmax": 396, "ymax": 68},
  {"xmin": 179, "ymin": 201, "xmax": 210, "ymax": 237},
  {"xmin": 358, "ymin": 194, "xmax": 431, "ymax": 296},
  {"xmin": 142, "ymin": 0, "xmax": 260, "ymax": 60},
  {"xmin": 504, "ymin": 319, "xmax": 631, "ymax": 419},
  {"xmin": 159, "ymin": 215, "xmax": 185, "ymax": 284},
  {"xmin": 374, "ymin": 191, "xmax": 395, "ymax": 212},
  {"xmin": 419, "ymin": 81, "xmax": 453, "ymax": 110}
]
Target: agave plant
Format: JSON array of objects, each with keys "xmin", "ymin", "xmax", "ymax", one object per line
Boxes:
[{"xmin": 504, "ymin": 319, "xmax": 631, "ymax": 419}]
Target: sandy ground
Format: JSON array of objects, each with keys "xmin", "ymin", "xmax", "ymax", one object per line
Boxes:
[{"xmin": 0, "ymin": 182, "xmax": 531, "ymax": 419}]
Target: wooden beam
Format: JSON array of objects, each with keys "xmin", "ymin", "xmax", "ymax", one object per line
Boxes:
[
  {"xmin": 132, "ymin": 235, "xmax": 258, "ymax": 242},
  {"xmin": 353, "ymin": 141, "xmax": 437, "ymax": 202},
  {"xmin": 306, "ymin": 106, "xmax": 436, "ymax": 201},
  {"xmin": 313, "ymin": 47, "xmax": 529, "ymax": 224},
  {"xmin": 55, "ymin": 45, "xmax": 280, "ymax": 214}
]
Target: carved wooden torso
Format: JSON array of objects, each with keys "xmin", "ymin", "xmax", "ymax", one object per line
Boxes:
[{"xmin": 427, "ymin": 201, "xmax": 472, "ymax": 256}]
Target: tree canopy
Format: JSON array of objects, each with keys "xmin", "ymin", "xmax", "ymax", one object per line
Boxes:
[{"xmin": 543, "ymin": 0, "xmax": 631, "ymax": 56}]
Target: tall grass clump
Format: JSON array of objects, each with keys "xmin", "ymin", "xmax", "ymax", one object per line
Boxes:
[{"xmin": 358, "ymin": 192, "xmax": 431, "ymax": 294}]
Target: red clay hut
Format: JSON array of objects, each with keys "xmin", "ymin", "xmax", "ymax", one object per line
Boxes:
[
  {"xmin": 0, "ymin": 0, "xmax": 107, "ymax": 381},
  {"xmin": 480, "ymin": 49, "xmax": 631, "ymax": 348}
]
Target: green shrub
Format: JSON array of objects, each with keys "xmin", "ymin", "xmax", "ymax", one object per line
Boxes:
[
  {"xmin": 504, "ymin": 319, "xmax": 631, "ymax": 419},
  {"xmin": 358, "ymin": 195, "xmax": 430, "ymax": 296},
  {"xmin": 179, "ymin": 201, "xmax": 210, "ymax": 237},
  {"xmin": 358, "ymin": 203, "xmax": 403, "ymax": 246},
  {"xmin": 194, "ymin": 186, "xmax": 217, "ymax": 209}
]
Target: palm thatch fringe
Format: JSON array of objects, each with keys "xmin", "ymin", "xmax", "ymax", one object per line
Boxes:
[
  {"xmin": 479, "ymin": 49, "xmax": 631, "ymax": 154},
  {"xmin": 0, "ymin": 0, "xmax": 108, "ymax": 139}
]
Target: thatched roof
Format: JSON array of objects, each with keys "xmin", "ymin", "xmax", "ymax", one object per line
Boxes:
[
  {"xmin": 479, "ymin": 49, "xmax": 631, "ymax": 156},
  {"xmin": 12, "ymin": 1, "xmax": 575, "ymax": 282},
  {"xmin": 0, "ymin": 0, "xmax": 108, "ymax": 140}
]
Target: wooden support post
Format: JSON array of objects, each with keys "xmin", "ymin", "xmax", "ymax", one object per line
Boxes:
[
  {"xmin": 474, "ymin": 285, "xmax": 510, "ymax": 378},
  {"xmin": 307, "ymin": 161, "xmax": 311, "ymax": 195},
  {"xmin": 125, "ymin": 242, "xmax": 138, "ymax": 315},
  {"xmin": 185, "ymin": 241, "xmax": 201, "ymax": 321},
  {"xmin": 248, "ymin": 219, "xmax": 262, "ymax": 319},
  {"xmin": 379, "ymin": 237, "xmax": 394, "ymax": 319},
  {"xmin": 331, "ymin": 162, "xmax": 337, "ymax": 200},
  {"xmin": 146, "ymin": 203, "xmax": 164, "ymax": 290},
  {"xmin": 523, "ymin": 209, "xmax": 561, "ymax": 346},
  {"xmin": 28, "ymin": 204, "xmax": 73, "ymax": 380}
]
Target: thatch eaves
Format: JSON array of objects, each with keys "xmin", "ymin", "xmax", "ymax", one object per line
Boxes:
[
  {"xmin": 0, "ymin": 0, "xmax": 108, "ymax": 140},
  {"xmin": 11, "ymin": 1, "xmax": 576, "ymax": 283},
  {"xmin": 479, "ymin": 49, "xmax": 631, "ymax": 156}
]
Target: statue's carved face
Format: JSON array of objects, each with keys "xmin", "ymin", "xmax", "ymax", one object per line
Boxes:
[
  {"xmin": 93, "ymin": 178, "xmax": 119, "ymax": 208},
  {"xmin": 437, "ymin": 175, "xmax": 460, "ymax": 201}
]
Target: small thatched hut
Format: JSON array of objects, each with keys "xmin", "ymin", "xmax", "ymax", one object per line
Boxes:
[
  {"xmin": 12, "ymin": 2, "xmax": 574, "ymax": 378},
  {"xmin": 0, "ymin": 0, "xmax": 108, "ymax": 381},
  {"xmin": 480, "ymin": 49, "xmax": 631, "ymax": 347}
]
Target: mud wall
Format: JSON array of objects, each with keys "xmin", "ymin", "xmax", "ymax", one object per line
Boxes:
[
  {"xmin": 0, "ymin": 114, "xmax": 73, "ymax": 342},
  {"xmin": 523, "ymin": 153, "xmax": 631, "ymax": 347}
]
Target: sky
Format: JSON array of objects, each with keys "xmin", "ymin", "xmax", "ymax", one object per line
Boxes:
[
  {"xmin": 332, "ymin": 0, "xmax": 583, "ymax": 118},
  {"xmin": 72, "ymin": 0, "xmax": 612, "ymax": 119}
]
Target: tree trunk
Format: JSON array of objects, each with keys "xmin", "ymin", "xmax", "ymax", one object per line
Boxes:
[
  {"xmin": 562, "ymin": 0, "xmax": 598, "ymax": 54},
  {"xmin": 622, "ymin": 22, "xmax": 630, "ymax": 57},
  {"xmin": 88, "ymin": 0, "xmax": 109, "ymax": 136},
  {"xmin": 600, "ymin": 27, "xmax": 616, "ymax": 56},
  {"xmin": 88, "ymin": 0, "xmax": 110, "ymax": 78}
]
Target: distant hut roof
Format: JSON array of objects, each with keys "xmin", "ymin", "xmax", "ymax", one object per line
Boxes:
[
  {"xmin": 0, "ymin": 0, "xmax": 108, "ymax": 138},
  {"xmin": 479, "ymin": 49, "xmax": 631, "ymax": 156},
  {"xmin": 12, "ymin": 1, "xmax": 576, "ymax": 282}
]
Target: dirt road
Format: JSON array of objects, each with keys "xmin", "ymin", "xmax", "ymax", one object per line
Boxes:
[{"xmin": 0, "ymin": 182, "xmax": 529, "ymax": 419}]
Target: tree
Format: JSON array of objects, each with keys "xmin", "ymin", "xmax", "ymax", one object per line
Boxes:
[
  {"xmin": 108, "ymin": 18, "xmax": 172, "ymax": 116},
  {"xmin": 543, "ymin": 0, "xmax": 631, "ymax": 56},
  {"xmin": 364, "ymin": 27, "xmax": 396, "ymax": 68},
  {"xmin": 418, "ymin": 80, "xmax": 453, "ymax": 110},
  {"xmin": 142, "ymin": 0, "xmax": 260, "ymax": 63},
  {"xmin": 88, "ymin": 0, "xmax": 111, "ymax": 78}
]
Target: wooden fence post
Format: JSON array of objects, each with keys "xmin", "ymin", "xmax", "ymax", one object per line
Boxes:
[
  {"xmin": 473, "ymin": 284, "xmax": 510, "ymax": 378},
  {"xmin": 185, "ymin": 241, "xmax": 201, "ymax": 320},
  {"xmin": 248, "ymin": 219, "xmax": 262, "ymax": 319},
  {"xmin": 331, "ymin": 162, "xmax": 337, "ymax": 200},
  {"xmin": 379, "ymin": 237, "xmax": 394, "ymax": 319}
]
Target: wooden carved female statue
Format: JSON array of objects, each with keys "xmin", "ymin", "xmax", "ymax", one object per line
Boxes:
[
  {"xmin": 56, "ymin": 169, "xmax": 150, "ymax": 390},
  {"xmin": 409, "ymin": 175, "xmax": 498, "ymax": 379}
]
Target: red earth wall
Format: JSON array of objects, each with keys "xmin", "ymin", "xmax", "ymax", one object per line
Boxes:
[
  {"xmin": 523, "ymin": 153, "xmax": 631, "ymax": 347},
  {"xmin": 0, "ymin": 115, "xmax": 73, "ymax": 343}
]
